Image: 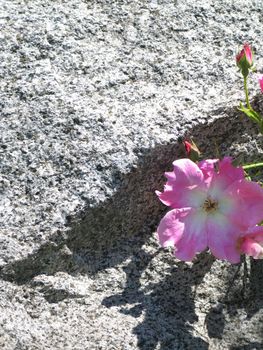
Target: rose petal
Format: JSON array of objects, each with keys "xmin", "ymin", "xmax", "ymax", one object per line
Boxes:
[
  {"xmin": 244, "ymin": 43, "xmax": 253, "ymax": 65},
  {"xmin": 240, "ymin": 226, "xmax": 263, "ymax": 259},
  {"xmin": 164, "ymin": 171, "xmax": 176, "ymax": 184},
  {"xmin": 208, "ymin": 157, "xmax": 244, "ymax": 198},
  {"xmin": 198, "ymin": 159, "xmax": 218, "ymax": 179},
  {"xmin": 156, "ymin": 159, "xmax": 206, "ymax": 209},
  {"xmin": 171, "ymin": 159, "xmax": 204, "ymax": 187},
  {"xmin": 173, "ymin": 209, "xmax": 208, "ymax": 261},
  {"xmin": 241, "ymin": 237, "xmax": 263, "ymax": 259},
  {"xmin": 157, "ymin": 208, "xmax": 189, "ymax": 247},
  {"xmin": 258, "ymin": 75, "xmax": 263, "ymax": 93},
  {"xmin": 207, "ymin": 212, "xmax": 241, "ymax": 263},
  {"xmin": 218, "ymin": 157, "xmax": 244, "ymax": 184},
  {"xmin": 226, "ymin": 179, "xmax": 263, "ymax": 228},
  {"xmin": 156, "ymin": 186, "xmax": 206, "ymax": 209},
  {"xmin": 241, "ymin": 225, "xmax": 263, "ymax": 240}
]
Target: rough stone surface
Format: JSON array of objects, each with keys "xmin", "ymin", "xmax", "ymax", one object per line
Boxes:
[{"xmin": 0, "ymin": 0, "xmax": 263, "ymax": 349}]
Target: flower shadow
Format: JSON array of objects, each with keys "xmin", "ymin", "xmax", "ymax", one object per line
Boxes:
[
  {"xmin": 230, "ymin": 343, "xmax": 263, "ymax": 350},
  {"xmin": 204, "ymin": 258, "xmax": 263, "ymax": 343},
  {"xmin": 102, "ymin": 251, "xmax": 214, "ymax": 349},
  {"xmin": 0, "ymin": 97, "xmax": 262, "ymax": 345},
  {"xmin": 0, "ymin": 99, "xmax": 261, "ymax": 285},
  {"xmin": 0, "ymin": 141, "xmax": 184, "ymax": 283}
]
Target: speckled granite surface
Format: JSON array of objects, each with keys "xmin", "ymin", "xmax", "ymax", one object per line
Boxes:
[{"xmin": 0, "ymin": 0, "xmax": 263, "ymax": 349}]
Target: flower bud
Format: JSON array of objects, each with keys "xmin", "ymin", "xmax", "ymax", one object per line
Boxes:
[
  {"xmin": 236, "ymin": 43, "xmax": 253, "ymax": 78},
  {"xmin": 182, "ymin": 139, "xmax": 201, "ymax": 162},
  {"xmin": 259, "ymin": 75, "xmax": 263, "ymax": 92}
]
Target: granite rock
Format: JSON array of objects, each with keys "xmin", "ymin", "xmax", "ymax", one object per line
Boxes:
[{"xmin": 0, "ymin": 0, "xmax": 263, "ymax": 349}]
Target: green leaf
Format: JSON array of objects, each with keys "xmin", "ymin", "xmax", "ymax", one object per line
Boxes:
[{"xmin": 238, "ymin": 103, "xmax": 262, "ymax": 124}]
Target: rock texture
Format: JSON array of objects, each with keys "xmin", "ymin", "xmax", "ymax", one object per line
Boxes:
[{"xmin": 0, "ymin": 0, "xmax": 263, "ymax": 349}]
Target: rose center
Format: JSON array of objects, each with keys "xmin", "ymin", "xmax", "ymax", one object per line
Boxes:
[{"xmin": 202, "ymin": 197, "xmax": 218, "ymax": 213}]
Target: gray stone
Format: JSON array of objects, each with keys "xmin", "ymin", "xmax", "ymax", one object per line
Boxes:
[{"xmin": 0, "ymin": 0, "xmax": 263, "ymax": 349}]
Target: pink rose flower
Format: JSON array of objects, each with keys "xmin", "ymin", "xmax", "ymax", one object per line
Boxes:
[
  {"xmin": 259, "ymin": 75, "xmax": 263, "ymax": 93},
  {"xmin": 156, "ymin": 157, "xmax": 263, "ymax": 263},
  {"xmin": 239, "ymin": 226, "xmax": 263, "ymax": 259}
]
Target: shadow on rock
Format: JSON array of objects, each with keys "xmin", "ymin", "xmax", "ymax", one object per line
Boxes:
[
  {"xmin": 205, "ymin": 257, "xmax": 263, "ymax": 342},
  {"xmin": 224, "ymin": 258, "xmax": 263, "ymax": 318},
  {"xmin": 0, "ymin": 100, "xmax": 262, "ymax": 285},
  {"xmin": 247, "ymin": 259, "xmax": 263, "ymax": 316},
  {"xmin": 103, "ymin": 251, "xmax": 214, "ymax": 350},
  {"xmin": 205, "ymin": 303, "xmax": 225, "ymax": 340},
  {"xmin": 230, "ymin": 342, "xmax": 263, "ymax": 350},
  {"xmin": 0, "ymin": 141, "xmax": 184, "ymax": 283}
]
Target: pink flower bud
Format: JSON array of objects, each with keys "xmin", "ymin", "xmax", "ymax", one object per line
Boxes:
[
  {"xmin": 182, "ymin": 139, "xmax": 201, "ymax": 162},
  {"xmin": 236, "ymin": 43, "xmax": 253, "ymax": 77},
  {"xmin": 183, "ymin": 140, "xmax": 192, "ymax": 154},
  {"xmin": 259, "ymin": 75, "xmax": 263, "ymax": 92},
  {"xmin": 236, "ymin": 43, "xmax": 253, "ymax": 66}
]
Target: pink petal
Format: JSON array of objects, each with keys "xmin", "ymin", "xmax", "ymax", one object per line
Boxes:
[
  {"xmin": 198, "ymin": 159, "xmax": 218, "ymax": 179},
  {"xmin": 171, "ymin": 209, "xmax": 208, "ymax": 261},
  {"xmin": 156, "ymin": 189, "xmax": 174, "ymax": 207},
  {"xmin": 156, "ymin": 159, "xmax": 206, "ymax": 208},
  {"xmin": 207, "ymin": 213, "xmax": 241, "ymax": 263},
  {"xmin": 156, "ymin": 186, "xmax": 206, "ymax": 209},
  {"xmin": 157, "ymin": 208, "xmax": 189, "ymax": 248},
  {"xmin": 241, "ymin": 237, "xmax": 263, "ymax": 259},
  {"xmin": 236, "ymin": 48, "xmax": 244, "ymax": 64},
  {"xmin": 170, "ymin": 209, "xmax": 207, "ymax": 261},
  {"xmin": 171, "ymin": 159, "xmax": 204, "ymax": 187},
  {"xmin": 164, "ymin": 171, "xmax": 176, "ymax": 184},
  {"xmin": 209, "ymin": 157, "xmax": 244, "ymax": 196},
  {"xmin": 218, "ymin": 157, "xmax": 244, "ymax": 183},
  {"xmin": 241, "ymin": 225, "xmax": 263, "ymax": 240},
  {"xmin": 244, "ymin": 43, "xmax": 253, "ymax": 65},
  {"xmin": 157, "ymin": 208, "xmax": 208, "ymax": 261},
  {"xmin": 226, "ymin": 179, "xmax": 263, "ymax": 228},
  {"xmin": 259, "ymin": 75, "xmax": 263, "ymax": 93},
  {"xmin": 240, "ymin": 226, "xmax": 263, "ymax": 259}
]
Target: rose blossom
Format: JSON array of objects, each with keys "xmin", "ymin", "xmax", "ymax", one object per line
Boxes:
[{"xmin": 156, "ymin": 157, "xmax": 263, "ymax": 263}]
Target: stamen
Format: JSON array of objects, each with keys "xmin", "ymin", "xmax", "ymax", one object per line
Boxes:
[{"xmin": 202, "ymin": 197, "xmax": 218, "ymax": 213}]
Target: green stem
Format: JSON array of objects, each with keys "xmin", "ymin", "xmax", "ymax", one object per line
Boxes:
[
  {"xmin": 244, "ymin": 76, "xmax": 252, "ymax": 110},
  {"xmin": 243, "ymin": 162, "xmax": 263, "ymax": 170}
]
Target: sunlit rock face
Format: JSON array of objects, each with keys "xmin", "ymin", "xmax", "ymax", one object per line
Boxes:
[{"xmin": 0, "ymin": 1, "xmax": 263, "ymax": 349}]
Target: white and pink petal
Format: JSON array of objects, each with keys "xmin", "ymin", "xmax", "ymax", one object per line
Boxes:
[
  {"xmin": 157, "ymin": 208, "xmax": 189, "ymax": 248},
  {"xmin": 226, "ymin": 179, "xmax": 263, "ymax": 228},
  {"xmin": 208, "ymin": 157, "xmax": 244, "ymax": 197},
  {"xmin": 172, "ymin": 159, "xmax": 204, "ymax": 187},
  {"xmin": 240, "ymin": 226, "xmax": 263, "ymax": 259},
  {"xmin": 156, "ymin": 186, "xmax": 207, "ymax": 209},
  {"xmin": 207, "ymin": 212, "xmax": 241, "ymax": 263},
  {"xmin": 172, "ymin": 209, "xmax": 208, "ymax": 261}
]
